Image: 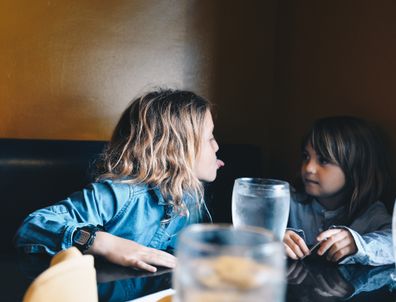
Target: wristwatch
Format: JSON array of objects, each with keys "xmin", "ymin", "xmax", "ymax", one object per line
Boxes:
[{"xmin": 72, "ymin": 225, "xmax": 102, "ymax": 253}]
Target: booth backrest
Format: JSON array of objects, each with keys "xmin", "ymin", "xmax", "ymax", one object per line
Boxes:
[
  {"xmin": 0, "ymin": 139, "xmax": 262, "ymax": 255},
  {"xmin": 0, "ymin": 139, "xmax": 106, "ymax": 255}
]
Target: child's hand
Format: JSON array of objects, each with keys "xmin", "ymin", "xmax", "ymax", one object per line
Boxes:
[
  {"xmin": 283, "ymin": 230, "xmax": 310, "ymax": 259},
  {"xmin": 316, "ymin": 229, "xmax": 357, "ymax": 262},
  {"xmin": 90, "ymin": 232, "xmax": 177, "ymax": 272}
]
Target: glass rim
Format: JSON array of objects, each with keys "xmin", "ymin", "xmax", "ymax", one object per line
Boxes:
[
  {"xmin": 234, "ymin": 177, "xmax": 289, "ymax": 189},
  {"xmin": 178, "ymin": 223, "xmax": 282, "ymax": 253}
]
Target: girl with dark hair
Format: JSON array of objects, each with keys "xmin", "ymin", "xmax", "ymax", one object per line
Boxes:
[{"xmin": 284, "ymin": 116, "xmax": 393, "ymax": 265}]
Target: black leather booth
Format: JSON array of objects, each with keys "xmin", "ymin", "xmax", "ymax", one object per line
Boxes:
[{"xmin": 0, "ymin": 139, "xmax": 262, "ymax": 255}]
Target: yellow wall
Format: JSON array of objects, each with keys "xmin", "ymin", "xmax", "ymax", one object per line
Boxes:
[
  {"xmin": 0, "ymin": 0, "xmax": 276, "ymax": 174},
  {"xmin": 0, "ymin": 1, "xmax": 219, "ymax": 140},
  {"xmin": 2, "ymin": 0, "xmax": 396, "ymax": 196}
]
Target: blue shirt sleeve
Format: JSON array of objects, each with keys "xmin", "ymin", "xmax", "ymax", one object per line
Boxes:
[
  {"xmin": 339, "ymin": 227, "xmax": 394, "ymax": 266},
  {"xmin": 338, "ymin": 201, "xmax": 393, "ymax": 266},
  {"xmin": 338, "ymin": 264, "xmax": 395, "ymax": 298},
  {"xmin": 14, "ymin": 181, "xmax": 131, "ymax": 255}
]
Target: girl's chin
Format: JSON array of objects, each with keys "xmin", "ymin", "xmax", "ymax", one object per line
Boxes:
[
  {"xmin": 304, "ymin": 186, "xmax": 320, "ymax": 196},
  {"xmin": 198, "ymin": 171, "xmax": 218, "ymax": 183}
]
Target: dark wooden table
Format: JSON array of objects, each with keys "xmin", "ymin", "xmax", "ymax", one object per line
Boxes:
[{"xmin": 2, "ymin": 253, "xmax": 395, "ymax": 302}]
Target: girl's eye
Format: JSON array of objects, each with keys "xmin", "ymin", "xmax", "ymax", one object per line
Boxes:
[
  {"xmin": 302, "ymin": 152, "xmax": 309, "ymax": 161},
  {"xmin": 318, "ymin": 156, "xmax": 329, "ymax": 165}
]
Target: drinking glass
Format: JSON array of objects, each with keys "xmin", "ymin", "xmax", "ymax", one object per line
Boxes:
[
  {"xmin": 232, "ymin": 178, "xmax": 290, "ymax": 240},
  {"xmin": 173, "ymin": 224, "xmax": 285, "ymax": 302}
]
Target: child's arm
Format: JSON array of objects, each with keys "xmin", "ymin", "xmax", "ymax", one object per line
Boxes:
[
  {"xmin": 316, "ymin": 227, "xmax": 393, "ymax": 266},
  {"xmin": 283, "ymin": 230, "xmax": 310, "ymax": 259},
  {"xmin": 14, "ymin": 182, "xmax": 129, "ymax": 255},
  {"xmin": 316, "ymin": 201, "xmax": 393, "ymax": 266},
  {"xmin": 15, "ymin": 182, "xmax": 177, "ymax": 271},
  {"xmin": 339, "ymin": 228, "xmax": 393, "ymax": 266}
]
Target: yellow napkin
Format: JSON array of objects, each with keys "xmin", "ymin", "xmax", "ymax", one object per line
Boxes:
[{"xmin": 23, "ymin": 247, "xmax": 98, "ymax": 302}]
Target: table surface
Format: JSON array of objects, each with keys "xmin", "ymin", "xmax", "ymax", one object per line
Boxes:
[{"xmin": 2, "ymin": 253, "xmax": 396, "ymax": 302}]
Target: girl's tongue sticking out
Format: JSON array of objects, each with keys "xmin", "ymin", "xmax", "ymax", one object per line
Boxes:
[{"xmin": 216, "ymin": 159, "xmax": 225, "ymax": 169}]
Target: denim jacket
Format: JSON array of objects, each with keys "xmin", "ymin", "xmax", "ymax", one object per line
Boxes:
[
  {"xmin": 15, "ymin": 180, "xmax": 201, "ymax": 255},
  {"xmin": 287, "ymin": 194, "xmax": 393, "ymax": 266},
  {"xmin": 338, "ymin": 265, "xmax": 395, "ymax": 298}
]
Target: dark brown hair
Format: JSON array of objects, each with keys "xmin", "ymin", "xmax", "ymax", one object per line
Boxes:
[{"xmin": 303, "ymin": 116, "xmax": 390, "ymax": 221}]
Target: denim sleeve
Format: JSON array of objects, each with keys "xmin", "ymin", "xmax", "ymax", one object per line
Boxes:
[
  {"xmin": 14, "ymin": 181, "xmax": 131, "ymax": 255},
  {"xmin": 339, "ymin": 227, "xmax": 394, "ymax": 266},
  {"xmin": 338, "ymin": 265, "xmax": 395, "ymax": 299}
]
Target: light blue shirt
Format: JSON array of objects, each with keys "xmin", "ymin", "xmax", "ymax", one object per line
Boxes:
[
  {"xmin": 288, "ymin": 194, "xmax": 394, "ymax": 266},
  {"xmin": 15, "ymin": 180, "xmax": 201, "ymax": 255}
]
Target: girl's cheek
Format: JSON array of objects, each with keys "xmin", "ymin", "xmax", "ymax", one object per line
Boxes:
[{"xmin": 300, "ymin": 164, "xmax": 306, "ymax": 175}]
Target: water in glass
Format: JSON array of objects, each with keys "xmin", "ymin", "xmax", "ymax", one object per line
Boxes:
[{"xmin": 232, "ymin": 178, "xmax": 290, "ymax": 240}]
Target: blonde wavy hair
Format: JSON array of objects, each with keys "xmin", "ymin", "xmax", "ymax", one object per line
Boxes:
[{"xmin": 96, "ymin": 89, "xmax": 211, "ymax": 210}]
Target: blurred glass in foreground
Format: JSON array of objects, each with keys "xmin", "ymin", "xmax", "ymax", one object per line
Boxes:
[{"xmin": 173, "ymin": 224, "xmax": 285, "ymax": 302}]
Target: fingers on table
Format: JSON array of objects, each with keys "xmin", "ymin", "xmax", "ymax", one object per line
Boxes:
[
  {"xmin": 317, "ymin": 229, "xmax": 354, "ymax": 261},
  {"xmin": 126, "ymin": 248, "xmax": 177, "ymax": 272},
  {"xmin": 316, "ymin": 228, "xmax": 342, "ymax": 241},
  {"xmin": 284, "ymin": 244, "xmax": 299, "ymax": 260},
  {"xmin": 143, "ymin": 248, "xmax": 177, "ymax": 268},
  {"xmin": 284, "ymin": 233, "xmax": 309, "ymax": 259},
  {"xmin": 326, "ymin": 238, "xmax": 353, "ymax": 262}
]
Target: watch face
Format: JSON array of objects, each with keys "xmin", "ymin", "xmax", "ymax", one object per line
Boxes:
[{"xmin": 74, "ymin": 229, "xmax": 91, "ymax": 245}]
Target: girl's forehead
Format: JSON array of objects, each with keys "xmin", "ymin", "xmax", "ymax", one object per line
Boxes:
[
  {"xmin": 304, "ymin": 141, "xmax": 331, "ymax": 158},
  {"xmin": 304, "ymin": 142, "xmax": 316, "ymax": 152},
  {"xmin": 203, "ymin": 111, "xmax": 214, "ymax": 129}
]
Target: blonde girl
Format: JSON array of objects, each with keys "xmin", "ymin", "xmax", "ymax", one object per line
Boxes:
[{"xmin": 16, "ymin": 89, "xmax": 223, "ymax": 272}]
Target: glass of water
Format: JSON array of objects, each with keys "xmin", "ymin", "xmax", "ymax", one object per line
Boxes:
[
  {"xmin": 173, "ymin": 224, "xmax": 285, "ymax": 302},
  {"xmin": 232, "ymin": 178, "xmax": 290, "ymax": 241}
]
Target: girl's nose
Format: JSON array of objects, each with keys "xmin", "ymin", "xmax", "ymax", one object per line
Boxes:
[
  {"xmin": 304, "ymin": 160, "xmax": 317, "ymax": 174},
  {"xmin": 213, "ymin": 139, "xmax": 219, "ymax": 152}
]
